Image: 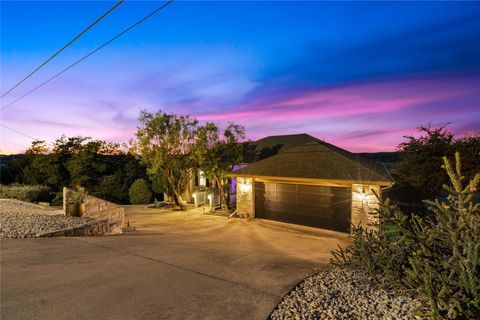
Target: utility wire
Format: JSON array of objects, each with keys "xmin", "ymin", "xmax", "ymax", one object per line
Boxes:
[
  {"xmin": 0, "ymin": 123, "xmax": 38, "ymax": 140},
  {"xmin": 0, "ymin": 0, "xmax": 125, "ymax": 99},
  {"xmin": 0, "ymin": 0, "xmax": 174, "ymax": 112}
]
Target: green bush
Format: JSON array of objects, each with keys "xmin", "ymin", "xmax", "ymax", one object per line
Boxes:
[
  {"xmin": 0, "ymin": 184, "xmax": 51, "ymax": 202},
  {"xmin": 332, "ymin": 153, "xmax": 480, "ymax": 319},
  {"xmin": 128, "ymin": 179, "xmax": 152, "ymax": 204}
]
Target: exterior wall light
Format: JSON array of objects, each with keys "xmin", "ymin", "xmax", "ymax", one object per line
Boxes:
[
  {"xmin": 359, "ymin": 192, "xmax": 368, "ymax": 202},
  {"xmin": 239, "ymin": 181, "xmax": 252, "ymax": 194}
]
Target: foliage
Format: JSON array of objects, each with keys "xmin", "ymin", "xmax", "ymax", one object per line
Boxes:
[
  {"xmin": 66, "ymin": 141, "xmax": 110, "ymax": 187},
  {"xmin": 391, "ymin": 125, "xmax": 479, "ymax": 202},
  {"xmin": 332, "ymin": 153, "xmax": 480, "ymax": 319},
  {"xmin": 70, "ymin": 186, "xmax": 87, "ymax": 204},
  {"xmin": 0, "ymin": 184, "xmax": 51, "ymax": 202},
  {"xmin": 96, "ymin": 172, "xmax": 128, "ymax": 204},
  {"xmin": 0, "ymin": 155, "xmax": 27, "ymax": 184},
  {"xmin": 149, "ymin": 171, "xmax": 166, "ymax": 199},
  {"xmin": 2, "ymin": 136, "xmax": 148, "ymax": 204},
  {"xmin": 133, "ymin": 110, "xmax": 198, "ymax": 206},
  {"xmin": 128, "ymin": 178, "xmax": 153, "ymax": 204},
  {"xmin": 195, "ymin": 122, "xmax": 245, "ymax": 209}
]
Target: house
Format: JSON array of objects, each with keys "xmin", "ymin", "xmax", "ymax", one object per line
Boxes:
[
  {"xmin": 186, "ymin": 134, "xmax": 330, "ymax": 207},
  {"xmin": 230, "ymin": 134, "xmax": 394, "ymax": 232}
]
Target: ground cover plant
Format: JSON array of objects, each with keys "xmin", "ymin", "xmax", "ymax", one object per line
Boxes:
[{"xmin": 333, "ymin": 153, "xmax": 480, "ymax": 319}]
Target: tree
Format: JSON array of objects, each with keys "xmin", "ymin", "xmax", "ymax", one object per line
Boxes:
[
  {"xmin": 391, "ymin": 125, "xmax": 479, "ymax": 202},
  {"xmin": 67, "ymin": 141, "xmax": 109, "ymax": 187},
  {"xmin": 18, "ymin": 135, "xmax": 146, "ymax": 204},
  {"xmin": 133, "ymin": 110, "xmax": 198, "ymax": 206},
  {"xmin": 25, "ymin": 139, "xmax": 48, "ymax": 155},
  {"xmin": 96, "ymin": 173, "xmax": 127, "ymax": 204},
  {"xmin": 195, "ymin": 122, "xmax": 245, "ymax": 209},
  {"xmin": 128, "ymin": 178, "xmax": 153, "ymax": 204},
  {"xmin": 149, "ymin": 171, "xmax": 166, "ymax": 200}
]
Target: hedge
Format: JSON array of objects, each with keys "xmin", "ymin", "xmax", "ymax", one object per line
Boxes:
[{"xmin": 0, "ymin": 184, "xmax": 51, "ymax": 203}]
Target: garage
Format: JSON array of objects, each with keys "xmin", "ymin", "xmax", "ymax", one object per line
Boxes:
[
  {"xmin": 255, "ymin": 182, "xmax": 351, "ymax": 232},
  {"xmin": 231, "ymin": 138, "xmax": 394, "ymax": 232}
]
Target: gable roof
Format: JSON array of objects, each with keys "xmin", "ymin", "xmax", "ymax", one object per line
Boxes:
[
  {"xmin": 242, "ymin": 133, "xmax": 319, "ymax": 163},
  {"xmin": 233, "ymin": 140, "xmax": 394, "ymax": 186}
]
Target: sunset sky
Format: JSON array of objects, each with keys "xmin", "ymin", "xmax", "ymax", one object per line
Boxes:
[{"xmin": 1, "ymin": 1, "xmax": 479, "ymax": 154}]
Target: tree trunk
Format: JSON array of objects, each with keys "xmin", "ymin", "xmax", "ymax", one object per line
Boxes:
[
  {"xmin": 225, "ymin": 178, "xmax": 231, "ymax": 210},
  {"xmin": 215, "ymin": 175, "xmax": 228, "ymax": 210},
  {"xmin": 164, "ymin": 170, "xmax": 181, "ymax": 206}
]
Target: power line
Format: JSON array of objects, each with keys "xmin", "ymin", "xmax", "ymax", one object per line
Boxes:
[
  {"xmin": 0, "ymin": 123, "xmax": 38, "ymax": 140},
  {"xmin": 0, "ymin": 0, "xmax": 125, "ymax": 99},
  {"xmin": 0, "ymin": 0, "xmax": 175, "ymax": 112}
]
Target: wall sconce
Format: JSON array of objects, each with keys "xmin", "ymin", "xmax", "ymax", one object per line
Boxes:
[
  {"xmin": 239, "ymin": 181, "xmax": 252, "ymax": 194},
  {"xmin": 358, "ymin": 187, "xmax": 370, "ymax": 203}
]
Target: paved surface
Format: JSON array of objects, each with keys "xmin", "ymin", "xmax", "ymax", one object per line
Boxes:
[{"xmin": 1, "ymin": 206, "xmax": 350, "ymax": 320}]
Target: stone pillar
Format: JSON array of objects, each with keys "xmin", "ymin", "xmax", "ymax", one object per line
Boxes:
[
  {"xmin": 63, "ymin": 187, "xmax": 67, "ymax": 214},
  {"xmin": 351, "ymin": 184, "xmax": 380, "ymax": 231},
  {"xmin": 236, "ymin": 177, "xmax": 254, "ymax": 218}
]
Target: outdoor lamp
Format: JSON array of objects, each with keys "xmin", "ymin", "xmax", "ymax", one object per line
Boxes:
[{"xmin": 240, "ymin": 181, "xmax": 251, "ymax": 193}]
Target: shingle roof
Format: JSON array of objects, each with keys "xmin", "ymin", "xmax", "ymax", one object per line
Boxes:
[
  {"xmin": 242, "ymin": 133, "xmax": 319, "ymax": 163},
  {"xmin": 233, "ymin": 140, "xmax": 394, "ymax": 185}
]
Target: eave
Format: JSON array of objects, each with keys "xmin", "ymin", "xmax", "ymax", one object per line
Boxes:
[{"xmin": 229, "ymin": 173, "xmax": 394, "ymax": 187}]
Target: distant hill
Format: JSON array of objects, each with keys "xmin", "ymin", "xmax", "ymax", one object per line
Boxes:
[{"xmin": 356, "ymin": 152, "xmax": 401, "ymax": 170}]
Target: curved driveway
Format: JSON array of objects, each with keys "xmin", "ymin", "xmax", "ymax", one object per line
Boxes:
[{"xmin": 1, "ymin": 206, "xmax": 350, "ymax": 320}]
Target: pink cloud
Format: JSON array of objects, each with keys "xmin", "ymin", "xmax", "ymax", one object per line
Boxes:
[{"xmin": 1, "ymin": 73, "xmax": 478, "ymax": 154}]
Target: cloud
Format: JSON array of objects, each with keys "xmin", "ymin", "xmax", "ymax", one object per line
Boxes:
[
  {"xmin": 254, "ymin": 12, "xmax": 480, "ymax": 92},
  {"xmin": 193, "ymin": 73, "xmax": 480, "ymax": 151}
]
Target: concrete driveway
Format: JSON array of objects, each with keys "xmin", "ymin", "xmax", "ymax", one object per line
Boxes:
[{"xmin": 1, "ymin": 206, "xmax": 350, "ymax": 320}]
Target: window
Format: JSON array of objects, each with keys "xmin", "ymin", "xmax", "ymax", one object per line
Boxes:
[{"xmin": 199, "ymin": 170, "xmax": 207, "ymax": 187}]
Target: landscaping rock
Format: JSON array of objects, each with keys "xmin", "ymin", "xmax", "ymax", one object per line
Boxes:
[
  {"xmin": 270, "ymin": 266, "xmax": 422, "ymax": 320},
  {"xmin": 0, "ymin": 199, "xmax": 95, "ymax": 239}
]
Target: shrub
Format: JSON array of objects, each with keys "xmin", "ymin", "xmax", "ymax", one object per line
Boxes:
[
  {"xmin": 128, "ymin": 179, "xmax": 152, "ymax": 204},
  {"xmin": 0, "ymin": 184, "xmax": 51, "ymax": 202},
  {"xmin": 332, "ymin": 153, "xmax": 480, "ymax": 319}
]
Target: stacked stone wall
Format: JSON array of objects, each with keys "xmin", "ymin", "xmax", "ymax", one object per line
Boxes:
[{"xmin": 64, "ymin": 187, "xmax": 124, "ymax": 235}]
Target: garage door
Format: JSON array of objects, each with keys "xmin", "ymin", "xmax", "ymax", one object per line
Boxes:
[{"xmin": 255, "ymin": 182, "xmax": 351, "ymax": 232}]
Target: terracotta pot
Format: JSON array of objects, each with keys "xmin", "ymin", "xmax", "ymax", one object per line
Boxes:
[
  {"xmin": 66, "ymin": 203, "xmax": 86, "ymax": 217},
  {"xmin": 66, "ymin": 203, "xmax": 78, "ymax": 216},
  {"xmin": 78, "ymin": 203, "xmax": 86, "ymax": 216}
]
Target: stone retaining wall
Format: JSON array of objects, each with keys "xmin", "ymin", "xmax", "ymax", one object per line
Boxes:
[
  {"xmin": 63, "ymin": 187, "xmax": 125, "ymax": 235},
  {"xmin": 38, "ymin": 220, "xmax": 123, "ymax": 237}
]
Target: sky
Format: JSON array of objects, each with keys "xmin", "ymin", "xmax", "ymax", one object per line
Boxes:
[{"xmin": 1, "ymin": 1, "xmax": 479, "ymax": 154}]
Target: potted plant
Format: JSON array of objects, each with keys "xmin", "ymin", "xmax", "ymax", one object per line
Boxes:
[{"xmin": 67, "ymin": 186, "xmax": 87, "ymax": 217}]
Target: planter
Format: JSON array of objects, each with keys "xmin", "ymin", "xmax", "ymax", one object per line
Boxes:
[{"xmin": 66, "ymin": 203, "xmax": 86, "ymax": 217}]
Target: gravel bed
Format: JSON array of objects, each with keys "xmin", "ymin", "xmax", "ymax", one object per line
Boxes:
[
  {"xmin": 0, "ymin": 199, "xmax": 95, "ymax": 239},
  {"xmin": 270, "ymin": 266, "xmax": 422, "ymax": 320}
]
